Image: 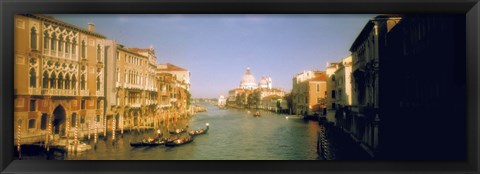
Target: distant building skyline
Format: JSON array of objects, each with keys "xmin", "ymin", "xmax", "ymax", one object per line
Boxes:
[{"xmin": 50, "ymin": 14, "xmax": 377, "ymax": 98}]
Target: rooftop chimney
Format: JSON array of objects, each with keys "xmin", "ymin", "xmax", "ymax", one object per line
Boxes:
[{"xmin": 87, "ymin": 22, "xmax": 95, "ymax": 32}]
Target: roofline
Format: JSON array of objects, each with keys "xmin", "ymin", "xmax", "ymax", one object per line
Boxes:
[
  {"xmin": 117, "ymin": 46, "xmax": 148, "ymax": 59},
  {"xmin": 22, "ymin": 14, "xmax": 107, "ymax": 39}
]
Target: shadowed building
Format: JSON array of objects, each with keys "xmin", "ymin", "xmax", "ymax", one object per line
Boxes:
[{"xmin": 380, "ymin": 15, "xmax": 466, "ymax": 160}]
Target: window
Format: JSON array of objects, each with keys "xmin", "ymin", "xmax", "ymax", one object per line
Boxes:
[
  {"xmin": 81, "ymin": 115, "xmax": 85, "ymax": 124},
  {"xmin": 96, "ymin": 100, "xmax": 101, "ymax": 109},
  {"xmin": 72, "ymin": 75, "xmax": 77, "ymax": 90},
  {"xmin": 30, "ymin": 100, "xmax": 36, "ymax": 111},
  {"xmin": 97, "ymin": 45, "xmax": 101, "ymax": 62},
  {"xmin": 43, "ymin": 31, "xmax": 48, "ymax": 49},
  {"xmin": 96, "ymin": 115, "xmax": 100, "ymax": 122},
  {"xmin": 81, "ymin": 100, "xmax": 86, "ymax": 109},
  {"xmin": 40, "ymin": 114, "xmax": 47, "ymax": 130},
  {"xmin": 80, "ymin": 74, "xmax": 85, "ymax": 90},
  {"xmin": 331, "ymin": 90, "xmax": 336, "ymax": 99},
  {"xmin": 65, "ymin": 40, "xmax": 70, "ymax": 53},
  {"xmin": 81, "ymin": 40, "xmax": 86, "ymax": 59},
  {"xmin": 96, "ymin": 76, "xmax": 101, "ymax": 91},
  {"xmin": 30, "ymin": 27, "xmax": 37, "ymax": 50},
  {"xmin": 57, "ymin": 73, "xmax": 64, "ymax": 89},
  {"xmin": 51, "ymin": 33, "xmax": 56, "ymax": 51},
  {"xmin": 29, "ymin": 68, "xmax": 36, "ymax": 88},
  {"xmin": 316, "ymin": 84, "xmax": 320, "ymax": 92},
  {"xmin": 50, "ymin": 72, "xmax": 56, "ymax": 89},
  {"xmin": 43, "ymin": 71, "xmax": 49, "ymax": 88},
  {"xmin": 72, "ymin": 39, "xmax": 76, "ymax": 54},
  {"xmin": 332, "ymin": 103, "xmax": 336, "ymax": 109},
  {"xmin": 331, "ymin": 75, "xmax": 335, "ymax": 81},
  {"xmin": 65, "ymin": 74, "xmax": 70, "ymax": 89},
  {"xmin": 58, "ymin": 36, "xmax": 63, "ymax": 52},
  {"xmin": 28, "ymin": 119, "xmax": 36, "ymax": 129}
]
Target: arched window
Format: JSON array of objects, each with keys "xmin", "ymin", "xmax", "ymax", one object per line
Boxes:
[
  {"xmin": 65, "ymin": 74, "xmax": 71, "ymax": 89},
  {"xmin": 97, "ymin": 44, "xmax": 101, "ymax": 62},
  {"xmin": 43, "ymin": 31, "xmax": 48, "ymax": 49},
  {"xmin": 81, "ymin": 40, "xmax": 86, "ymax": 59},
  {"xmin": 58, "ymin": 35, "xmax": 63, "ymax": 52},
  {"xmin": 72, "ymin": 39, "xmax": 77, "ymax": 55},
  {"xmin": 65, "ymin": 38, "xmax": 70, "ymax": 53},
  {"xmin": 80, "ymin": 74, "xmax": 85, "ymax": 90},
  {"xmin": 50, "ymin": 72, "xmax": 56, "ymax": 89},
  {"xmin": 28, "ymin": 119, "xmax": 36, "ymax": 129},
  {"xmin": 42, "ymin": 71, "xmax": 49, "ymax": 88},
  {"xmin": 58, "ymin": 72, "xmax": 64, "ymax": 89},
  {"xmin": 51, "ymin": 33, "xmax": 56, "ymax": 51},
  {"xmin": 40, "ymin": 114, "xmax": 47, "ymax": 130},
  {"xmin": 72, "ymin": 75, "xmax": 77, "ymax": 90},
  {"xmin": 331, "ymin": 75, "xmax": 336, "ymax": 81},
  {"xmin": 30, "ymin": 27, "xmax": 37, "ymax": 50},
  {"xmin": 96, "ymin": 76, "xmax": 101, "ymax": 91},
  {"xmin": 29, "ymin": 68, "xmax": 36, "ymax": 88}
]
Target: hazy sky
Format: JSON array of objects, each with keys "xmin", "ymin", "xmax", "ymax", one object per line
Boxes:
[{"xmin": 51, "ymin": 14, "xmax": 376, "ymax": 98}]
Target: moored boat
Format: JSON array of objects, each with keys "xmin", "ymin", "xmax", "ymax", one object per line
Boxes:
[
  {"xmin": 253, "ymin": 111, "xmax": 261, "ymax": 117},
  {"xmin": 169, "ymin": 128, "xmax": 187, "ymax": 134},
  {"xmin": 165, "ymin": 137, "xmax": 193, "ymax": 147},
  {"xmin": 130, "ymin": 138, "xmax": 166, "ymax": 147},
  {"xmin": 188, "ymin": 123, "xmax": 209, "ymax": 136}
]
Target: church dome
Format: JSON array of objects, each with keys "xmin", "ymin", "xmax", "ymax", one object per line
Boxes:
[{"xmin": 240, "ymin": 68, "xmax": 257, "ymax": 89}]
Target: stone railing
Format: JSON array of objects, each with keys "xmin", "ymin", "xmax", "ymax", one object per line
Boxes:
[
  {"xmin": 41, "ymin": 88, "xmax": 77, "ymax": 96},
  {"xmin": 125, "ymin": 84, "xmax": 143, "ymax": 90},
  {"xmin": 29, "ymin": 88, "xmax": 42, "ymax": 95},
  {"xmin": 80, "ymin": 89, "xmax": 90, "ymax": 96},
  {"xmin": 96, "ymin": 90, "xmax": 104, "ymax": 96},
  {"xmin": 131, "ymin": 103, "xmax": 141, "ymax": 108}
]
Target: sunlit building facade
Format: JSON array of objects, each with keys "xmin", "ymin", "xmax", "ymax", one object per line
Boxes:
[{"xmin": 14, "ymin": 14, "xmax": 108, "ymax": 144}]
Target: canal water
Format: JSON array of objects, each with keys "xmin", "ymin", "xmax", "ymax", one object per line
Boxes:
[{"xmin": 16, "ymin": 102, "xmax": 370, "ymax": 160}]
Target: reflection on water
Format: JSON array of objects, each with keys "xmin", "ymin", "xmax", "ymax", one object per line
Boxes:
[{"xmin": 18, "ymin": 103, "xmax": 327, "ymax": 160}]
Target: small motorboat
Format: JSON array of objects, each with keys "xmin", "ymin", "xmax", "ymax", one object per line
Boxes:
[
  {"xmin": 169, "ymin": 128, "xmax": 186, "ymax": 134},
  {"xmin": 188, "ymin": 123, "xmax": 209, "ymax": 136},
  {"xmin": 165, "ymin": 137, "xmax": 193, "ymax": 147},
  {"xmin": 253, "ymin": 111, "xmax": 261, "ymax": 117},
  {"xmin": 130, "ymin": 137, "xmax": 166, "ymax": 147}
]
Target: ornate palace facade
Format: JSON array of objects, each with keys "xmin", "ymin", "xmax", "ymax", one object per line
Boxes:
[{"xmin": 14, "ymin": 14, "xmax": 191, "ymax": 145}]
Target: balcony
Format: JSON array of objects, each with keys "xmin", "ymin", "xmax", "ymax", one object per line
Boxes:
[
  {"xmin": 131, "ymin": 103, "xmax": 141, "ymax": 108},
  {"xmin": 96, "ymin": 90, "xmax": 104, "ymax": 97},
  {"xmin": 160, "ymin": 91, "xmax": 167, "ymax": 96},
  {"xmin": 29, "ymin": 88, "xmax": 42, "ymax": 95},
  {"xmin": 115, "ymin": 82, "xmax": 122, "ymax": 88},
  {"xmin": 41, "ymin": 88, "xmax": 77, "ymax": 96},
  {"xmin": 125, "ymin": 84, "xmax": 143, "ymax": 90},
  {"xmin": 80, "ymin": 89, "xmax": 90, "ymax": 96}
]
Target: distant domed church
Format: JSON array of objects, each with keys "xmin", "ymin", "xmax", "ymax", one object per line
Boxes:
[
  {"xmin": 258, "ymin": 76, "xmax": 272, "ymax": 89},
  {"xmin": 239, "ymin": 67, "xmax": 258, "ymax": 90}
]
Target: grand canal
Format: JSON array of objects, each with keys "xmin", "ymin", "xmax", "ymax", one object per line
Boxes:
[{"xmin": 17, "ymin": 102, "xmax": 371, "ymax": 160}]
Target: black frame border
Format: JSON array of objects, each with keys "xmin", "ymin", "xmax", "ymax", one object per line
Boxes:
[{"xmin": 1, "ymin": 0, "xmax": 479, "ymax": 173}]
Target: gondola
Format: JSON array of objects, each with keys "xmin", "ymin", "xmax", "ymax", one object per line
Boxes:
[
  {"xmin": 168, "ymin": 128, "xmax": 186, "ymax": 134},
  {"xmin": 130, "ymin": 138, "xmax": 166, "ymax": 147},
  {"xmin": 188, "ymin": 126, "xmax": 209, "ymax": 136},
  {"xmin": 165, "ymin": 137, "xmax": 194, "ymax": 147}
]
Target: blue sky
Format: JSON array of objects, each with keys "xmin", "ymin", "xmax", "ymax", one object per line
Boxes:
[{"xmin": 51, "ymin": 14, "xmax": 376, "ymax": 98}]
